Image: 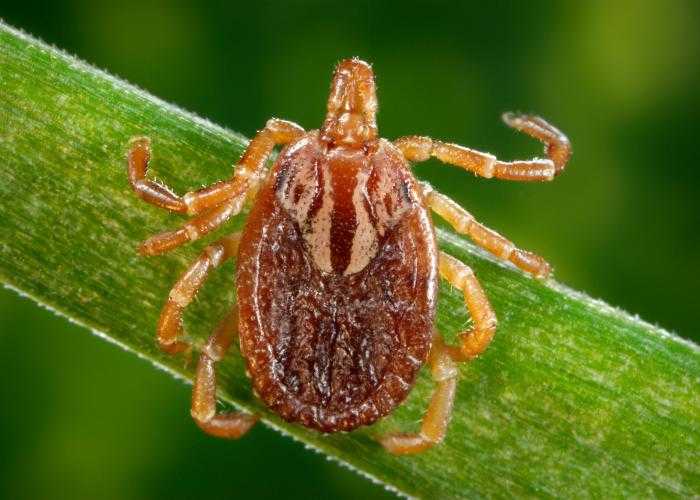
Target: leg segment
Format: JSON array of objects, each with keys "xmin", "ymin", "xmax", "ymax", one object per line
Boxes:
[
  {"xmin": 380, "ymin": 334, "xmax": 459, "ymax": 455},
  {"xmin": 502, "ymin": 113, "xmax": 571, "ymax": 174},
  {"xmin": 380, "ymin": 254, "xmax": 497, "ymax": 454},
  {"xmin": 438, "ymin": 252, "xmax": 497, "ymax": 362},
  {"xmin": 157, "ymin": 233, "xmax": 241, "ymax": 355},
  {"xmin": 128, "ymin": 119, "xmax": 305, "ymax": 215},
  {"xmin": 131, "ymin": 119, "xmax": 305, "ymax": 256},
  {"xmin": 127, "ymin": 137, "xmax": 187, "ymax": 213},
  {"xmin": 191, "ymin": 306, "xmax": 258, "ymax": 439},
  {"xmin": 395, "ymin": 113, "xmax": 571, "ymax": 181},
  {"xmin": 423, "ymin": 184, "xmax": 551, "ymax": 278},
  {"xmin": 139, "ymin": 195, "xmax": 245, "ymax": 256}
]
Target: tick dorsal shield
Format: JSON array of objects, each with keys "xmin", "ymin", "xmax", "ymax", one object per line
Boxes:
[{"xmin": 275, "ymin": 138, "xmax": 414, "ymax": 276}]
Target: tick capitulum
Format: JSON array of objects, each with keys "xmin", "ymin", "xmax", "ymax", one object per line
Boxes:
[{"xmin": 127, "ymin": 58, "xmax": 571, "ymax": 455}]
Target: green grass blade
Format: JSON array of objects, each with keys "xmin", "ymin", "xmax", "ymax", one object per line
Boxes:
[{"xmin": 0, "ymin": 22, "xmax": 698, "ymax": 499}]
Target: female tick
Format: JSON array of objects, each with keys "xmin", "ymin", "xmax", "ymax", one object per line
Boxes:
[{"xmin": 127, "ymin": 58, "xmax": 571, "ymax": 454}]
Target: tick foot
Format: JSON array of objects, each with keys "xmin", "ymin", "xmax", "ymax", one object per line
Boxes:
[
  {"xmin": 158, "ymin": 339, "xmax": 191, "ymax": 357},
  {"xmin": 379, "ymin": 433, "xmax": 436, "ymax": 455}
]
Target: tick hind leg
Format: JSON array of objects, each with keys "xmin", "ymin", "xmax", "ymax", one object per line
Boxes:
[
  {"xmin": 423, "ymin": 184, "xmax": 551, "ymax": 278},
  {"xmin": 157, "ymin": 233, "xmax": 241, "ymax": 355},
  {"xmin": 439, "ymin": 251, "xmax": 498, "ymax": 361},
  {"xmin": 191, "ymin": 306, "xmax": 258, "ymax": 439},
  {"xmin": 379, "ymin": 334, "xmax": 458, "ymax": 455},
  {"xmin": 380, "ymin": 253, "xmax": 497, "ymax": 454}
]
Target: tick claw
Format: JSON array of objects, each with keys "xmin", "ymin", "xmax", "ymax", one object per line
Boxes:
[
  {"xmin": 182, "ymin": 345, "xmax": 194, "ymax": 368},
  {"xmin": 159, "ymin": 339, "xmax": 191, "ymax": 357}
]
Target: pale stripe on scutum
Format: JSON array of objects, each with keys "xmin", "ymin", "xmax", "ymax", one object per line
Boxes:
[
  {"xmin": 279, "ymin": 156, "xmax": 319, "ymax": 225},
  {"xmin": 345, "ymin": 168, "xmax": 378, "ymax": 275},
  {"xmin": 307, "ymin": 164, "xmax": 334, "ymax": 273}
]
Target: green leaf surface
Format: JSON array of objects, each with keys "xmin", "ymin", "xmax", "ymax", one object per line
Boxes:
[{"xmin": 0, "ymin": 22, "xmax": 698, "ymax": 499}]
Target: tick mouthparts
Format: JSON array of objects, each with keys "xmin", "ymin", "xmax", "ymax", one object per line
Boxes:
[
  {"xmin": 321, "ymin": 59, "xmax": 379, "ymax": 146},
  {"xmin": 327, "ymin": 59, "xmax": 377, "ymax": 116}
]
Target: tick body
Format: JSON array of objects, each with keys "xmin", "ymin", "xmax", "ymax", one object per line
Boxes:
[
  {"xmin": 237, "ymin": 132, "xmax": 437, "ymax": 432},
  {"xmin": 127, "ymin": 58, "xmax": 571, "ymax": 454}
]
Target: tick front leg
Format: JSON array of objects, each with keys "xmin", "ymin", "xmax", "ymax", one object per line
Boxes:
[
  {"xmin": 127, "ymin": 137, "xmax": 188, "ymax": 213},
  {"xmin": 135, "ymin": 119, "xmax": 306, "ymax": 255},
  {"xmin": 191, "ymin": 306, "xmax": 258, "ymax": 439},
  {"xmin": 379, "ymin": 335, "xmax": 458, "ymax": 455},
  {"xmin": 423, "ymin": 184, "xmax": 551, "ymax": 278},
  {"xmin": 439, "ymin": 252, "xmax": 497, "ymax": 362},
  {"xmin": 128, "ymin": 135, "xmax": 251, "ymax": 216},
  {"xmin": 395, "ymin": 113, "xmax": 570, "ymax": 181},
  {"xmin": 157, "ymin": 233, "xmax": 241, "ymax": 355}
]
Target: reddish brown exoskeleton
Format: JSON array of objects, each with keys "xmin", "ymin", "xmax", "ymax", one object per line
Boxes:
[{"xmin": 127, "ymin": 58, "xmax": 571, "ymax": 454}]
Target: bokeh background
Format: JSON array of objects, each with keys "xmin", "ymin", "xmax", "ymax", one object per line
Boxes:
[{"xmin": 1, "ymin": 1, "xmax": 698, "ymax": 499}]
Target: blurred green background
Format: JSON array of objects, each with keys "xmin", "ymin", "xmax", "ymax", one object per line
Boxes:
[{"xmin": 1, "ymin": 1, "xmax": 698, "ymax": 499}]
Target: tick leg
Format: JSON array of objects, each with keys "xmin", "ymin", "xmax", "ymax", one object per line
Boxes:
[
  {"xmin": 139, "ymin": 195, "xmax": 245, "ymax": 256},
  {"xmin": 380, "ymin": 254, "xmax": 496, "ymax": 453},
  {"xmin": 127, "ymin": 137, "xmax": 188, "ymax": 213},
  {"xmin": 395, "ymin": 113, "xmax": 570, "ymax": 181},
  {"xmin": 379, "ymin": 334, "xmax": 458, "ymax": 455},
  {"xmin": 422, "ymin": 184, "xmax": 551, "ymax": 278},
  {"xmin": 157, "ymin": 233, "xmax": 241, "ymax": 355},
  {"xmin": 135, "ymin": 119, "xmax": 306, "ymax": 256},
  {"xmin": 191, "ymin": 306, "xmax": 258, "ymax": 439},
  {"xmin": 438, "ymin": 251, "xmax": 497, "ymax": 362},
  {"xmin": 128, "ymin": 119, "xmax": 304, "ymax": 215}
]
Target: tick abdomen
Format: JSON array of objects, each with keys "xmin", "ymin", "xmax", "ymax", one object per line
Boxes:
[{"xmin": 237, "ymin": 134, "xmax": 438, "ymax": 431}]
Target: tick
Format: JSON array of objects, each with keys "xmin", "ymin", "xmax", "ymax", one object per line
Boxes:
[{"xmin": 126, "ymin": 58, "xmax": 570, "ymax": 454}]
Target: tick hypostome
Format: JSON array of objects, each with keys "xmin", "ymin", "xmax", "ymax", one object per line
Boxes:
[{"xmin": 126, "ymin": 58, "xmax": 571, "ymax": 455}]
